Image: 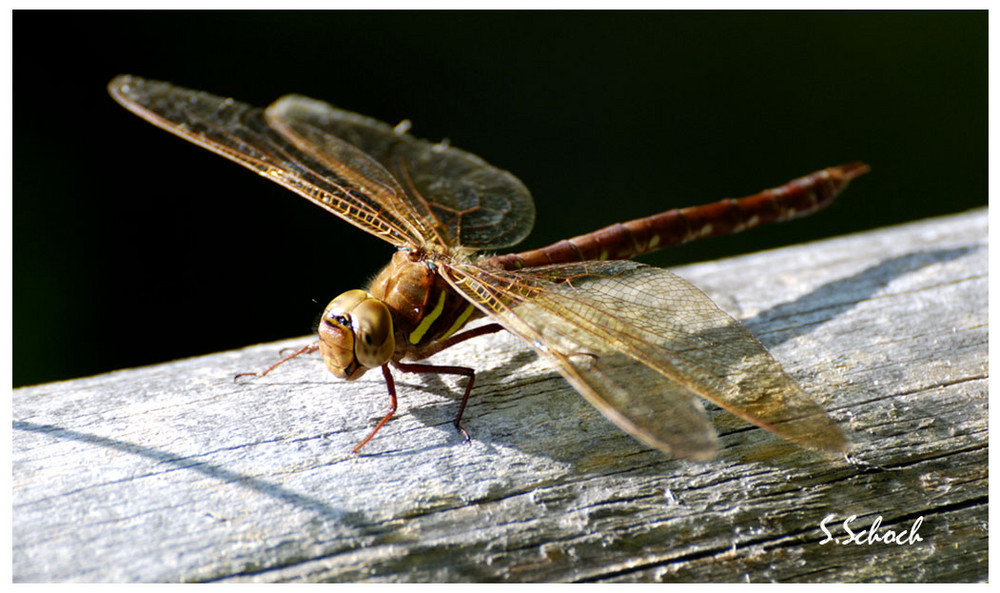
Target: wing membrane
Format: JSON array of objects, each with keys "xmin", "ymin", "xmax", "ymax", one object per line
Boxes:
[
  {"xmin": 109, "ymin": 76, "xmax": 433, "ymax": 247},
  {"xmin": 265, "ymin": 95, "xmax": 535, "ymax": 249},
  {"xmin": 445, "ymin": 259, "xmax": 848, "ymax": 459}
]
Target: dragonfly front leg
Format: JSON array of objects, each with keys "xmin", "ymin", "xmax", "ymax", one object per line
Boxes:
[
  {"xmin": 234, "ymin": 341, "xmax": 320, "ymax": 382},
  {"xmin": 395, "ymin": 360, "xmax": 478, "ymax": 444},
  {"xmin": 353, "ymin": 365, "xmax": 399, "ymax": 453}
]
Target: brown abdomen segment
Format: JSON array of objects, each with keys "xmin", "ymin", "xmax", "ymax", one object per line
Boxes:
[{"xmin": 489, "ymin": 162, "xmax": 870, "ymax": 270}]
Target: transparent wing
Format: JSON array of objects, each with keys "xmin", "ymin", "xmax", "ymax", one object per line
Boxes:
[
  {"xmin": 109, "ymin": 75, "xmax": 476, "ymax": 248},
  {"xmin": 266, "ymin": 95, "xmax": 535, "ymax": 249},
  {"xmin": 444, "ymin": 259, "xmax": 848, "ymax": 460}
]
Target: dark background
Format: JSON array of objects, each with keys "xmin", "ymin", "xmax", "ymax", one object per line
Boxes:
[{"xmin": 14, "ymin": 11, "xmax": 986, "ymax": 387}]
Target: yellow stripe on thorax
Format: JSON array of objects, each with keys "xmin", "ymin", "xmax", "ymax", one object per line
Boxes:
[
  {"xmin": 440, "ymin": 303, "xmax": 477, "ymax": 341},
  {"xmin": 408, "ymin": 291, "xmax": 447, "ymax": 345}
]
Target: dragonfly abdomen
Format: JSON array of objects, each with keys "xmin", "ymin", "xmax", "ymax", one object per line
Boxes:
[{"xmin": 490, "ymin": 162, "xmax": 869, "ymax": 269}]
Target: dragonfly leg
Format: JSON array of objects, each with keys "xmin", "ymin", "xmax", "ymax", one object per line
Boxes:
[
  {"xmin": 353, "ymin": 365, "xmax": 399, "ymax": 453},
  {"xmin": 415, "ymin": 323, "xmax": 504, "ymax": 358},
  {"xmin": 395, "ymin": 360, "xmax": 477, "ymax": 444},
  {"xmin": 234, "ymin": 341, "xmax": 320, "ymax": 382}
]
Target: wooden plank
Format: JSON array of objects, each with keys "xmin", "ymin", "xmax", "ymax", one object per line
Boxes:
[{"xmin": 13, "ymin": 208, "xmax": 987, "ymax": 583}]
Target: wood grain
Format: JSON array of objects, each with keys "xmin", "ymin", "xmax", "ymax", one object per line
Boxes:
[{"xmin": 13, "ymin": 208, "xmax": 987, "ymax": 582}]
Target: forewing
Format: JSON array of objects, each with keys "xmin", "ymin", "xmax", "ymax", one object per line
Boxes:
[
  {"xmin": 267, "ymin": 95, "xmax": 536, "ymax": 249},
  {"xmin": 108, "ymin": 75, "xmax": 425, "ymax": 247},
  {"xmin": 444, "ymin": 259, "xmax": 848, "ymax": 460}
]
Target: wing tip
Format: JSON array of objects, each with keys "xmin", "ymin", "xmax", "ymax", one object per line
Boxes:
[{"xmin": 108, "ymin": 73, "xmax": 143, "ymax": 95}]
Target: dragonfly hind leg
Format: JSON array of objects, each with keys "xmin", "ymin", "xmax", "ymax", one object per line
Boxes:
[
  {"xmin": 394, "ymin": 360, "xmax": 478, "ymax": 444},
  {"xmin": 395, "ymin": 322, "xmax": 506, "ymax": 444}
]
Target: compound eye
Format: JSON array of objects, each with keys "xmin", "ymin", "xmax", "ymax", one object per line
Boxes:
[
  {"xmin": 351, "ymin": 299, "xmax": 395, "ymax": 369},
  {"xmin": 324, "ymin": 290, "xmax": 368, "ymax": 322},
  {"xmin": 317, "ymin": 290, "xmax": 368, "ymax": 379},
  {"xmin": 316, "ymin": 290, "xmax": 394, "ymax": 379}
]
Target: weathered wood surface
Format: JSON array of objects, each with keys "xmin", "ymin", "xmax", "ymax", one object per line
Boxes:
[{"xmin": 13, "ymin": 208, "xmax": 987, "ymax": 582}]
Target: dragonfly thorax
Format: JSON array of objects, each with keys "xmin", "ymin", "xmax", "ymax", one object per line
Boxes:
[
  {"xmin": 367, "ymin": 250, "xmax": 481, "ymax": 353},
  {"xmin": 318, "ymin": 289, "xmax": 395, "ymax": 380}
]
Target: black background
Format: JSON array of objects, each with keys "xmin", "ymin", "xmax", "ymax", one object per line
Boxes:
[{"xmin": 13, "ymin": 11, "xmax": 986, "ymax": 387}]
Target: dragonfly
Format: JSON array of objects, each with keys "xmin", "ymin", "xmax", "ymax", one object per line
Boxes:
[{"xmin": 109, "ymin": 75, "xmax": 868, "ymax": 461}]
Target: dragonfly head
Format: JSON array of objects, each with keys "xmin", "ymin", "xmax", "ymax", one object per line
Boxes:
[{"xmin": 318, "ymin": 289, "xmax": 395, "ymax": 380}]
